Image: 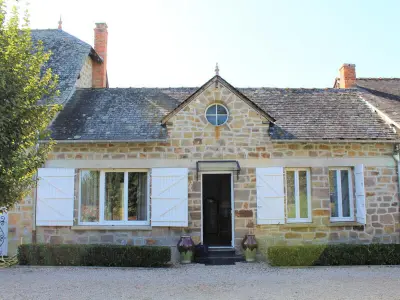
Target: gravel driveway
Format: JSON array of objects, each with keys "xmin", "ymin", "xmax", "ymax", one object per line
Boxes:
[{"xmin": 1, "ymin": 263, "xmax": 399, "ymax": 300}]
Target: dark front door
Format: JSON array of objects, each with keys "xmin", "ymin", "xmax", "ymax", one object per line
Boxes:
[{"xmin": 202, "ymin": 174, "xmax": 232, "ymax": 246}]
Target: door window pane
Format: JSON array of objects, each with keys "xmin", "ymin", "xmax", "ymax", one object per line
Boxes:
[
  {"xmin": 286, "ymin": 171, "xmax": 296, "ymax": 219},
  {"xmin": 299, "ymin": 171, "xmax": 308, "ymax": 218},
  {"xmin": 104, "ymin": 172, "xmax": 124, "ymax": 221},
  {"xmin": 80, "ymin": 171, "xmax": 100, "ymax": 222},
  {"xmin": 329, "ymin": 170, "xmax": 339, "ymax": 218},
  {"xmin": 128, "ymin": 173, "xmax": 148, "ymax": 221},
  {"xmin": 341, "ymin": 170, "xmax": 350, "ymax": 217}
]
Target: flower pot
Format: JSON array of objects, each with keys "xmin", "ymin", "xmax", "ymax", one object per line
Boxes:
[
  {"xmin": 177, "ymin": 236, "xmax": 195, "ymax": 264},
  {"xmin": 242, "ymin": 234, "xmax": 258, "ymax": 262}
]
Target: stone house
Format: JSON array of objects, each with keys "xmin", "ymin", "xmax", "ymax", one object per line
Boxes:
[{"xmin": 5, "ymin": 23, "xmax": 400, "ymax": 260}]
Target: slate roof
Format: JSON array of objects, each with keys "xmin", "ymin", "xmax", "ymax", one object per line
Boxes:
[
  {"xmin": 31, "ymin": 29, "xmax": 97, "ymax": 104},
  {"xmin": 49, "ymin": 88, "xmax": 196, "ymax": 141},
  {"xmin": 240, "ymin": 88, "xmax": 397, "ymax": 140},
  {"xmin": 356, "ymin": 78, "xmax": 400, "ymax": 126},
  {"xmin": 48, "ymin": 85, "xmax": 398, "ymax": 141}
]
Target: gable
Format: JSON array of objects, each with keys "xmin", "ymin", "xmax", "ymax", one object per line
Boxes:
[
  {"xmin": 162, "ymin": 76, "xmax": 276, "ymax": 124},
  {"xmin": 166, "ymin": 81, "xmax": 272, "ymax": 150}
]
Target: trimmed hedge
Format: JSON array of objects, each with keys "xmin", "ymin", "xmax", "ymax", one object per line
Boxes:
[
  {"xmin": 18, "ymin": 244, "xmax": 171, "ymax": 267},
  {"xmin": 267, "ymin": 244, "xmax": 400, "ymax": 266}
]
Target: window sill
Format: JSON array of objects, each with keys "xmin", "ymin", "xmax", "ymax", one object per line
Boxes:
[
  {"xmin": 259, "ymin": 221, "xmax": 364, "ymax": 228},
  {"xmin": 71, "ymin": 225, "xmax": 152, "ymax": 231}
]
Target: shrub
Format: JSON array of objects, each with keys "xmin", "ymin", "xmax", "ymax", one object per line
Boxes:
[
  {"xmin": 18, "ymin": 244, "xmax": 171, "ymax": 267},
  {"xmin": 267, "ymin": 244, "xmax": 400, "ymax": 266}
]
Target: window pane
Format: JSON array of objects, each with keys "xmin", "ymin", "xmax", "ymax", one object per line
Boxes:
[
  {"xmin": 217, "ymin": 115, "xmax": 228, "ymax": 125},
  {"xmin": 341, "ymin": 170, "xmax": 350, "ymax": 217},
  {"xmin": 216, "ymin": 105, "xmax": 227, "ymax": 115},
  {"xmin": 206, "ymin": 105, "xmax": 217, "ymax": 114},
  {"xmin": 286, "ymin": 171, "xmax": 296, "ymax": 219},
  {"xmin": 104, "ymin": 172, "xmax": 124, "ymax": 221},
  {"xmin": 128, "ymin": 173, "xmax": 148, "ymax": 221},
  {"xmin": 80, "ymin": 171, "xmax": 100, "ymax": 222},
  {"xmin": 329, "ymin": 170, "xmax": 339, "ymax": 217},
  {"xmin": 299, "ymin": 171, "xmax": 308, "ymax": 218},
  {"xmin": 206, "ymin": 114, "xmax": 217, "ymax": 125}
]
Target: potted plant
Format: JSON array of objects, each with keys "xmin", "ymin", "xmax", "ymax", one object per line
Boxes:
[
  {"xmin": 177, "ymin": 236, "xmax": 195, "ymax": 264},
  {"xmin": 242, "ymin": 234, "xmax": 258, "ymax": 262}
]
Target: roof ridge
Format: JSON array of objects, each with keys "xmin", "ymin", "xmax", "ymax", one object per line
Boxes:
[{"xmin": 75, "ymin": 87, "xmax": 361, "ymax": 92}]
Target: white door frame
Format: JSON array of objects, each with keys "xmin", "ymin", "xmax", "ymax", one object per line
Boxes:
[{"xmin": 200, "ymin": 171, "xmax": 235, "ymax": 248}]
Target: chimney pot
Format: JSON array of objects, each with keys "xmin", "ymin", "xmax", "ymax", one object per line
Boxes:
[{"xmin": 339, "ymin": 63, "xmax": 356, "ymax": 88}]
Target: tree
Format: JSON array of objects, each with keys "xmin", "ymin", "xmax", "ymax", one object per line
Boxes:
[{"xmin": 0, "ymin": 1, "xmax": 60, "ymax": 208}]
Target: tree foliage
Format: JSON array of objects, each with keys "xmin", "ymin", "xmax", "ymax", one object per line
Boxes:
[{"xmin": 0, "ymin": 1, "xmax": 60, "ymax": 208}]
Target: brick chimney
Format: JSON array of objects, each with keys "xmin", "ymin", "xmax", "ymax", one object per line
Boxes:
[
  {"xmin": 92, "ymin": 23, "xmax": 108, "ymax": 88},
  {"xmin": 339, "ymin": 63, "xmax": 356, "ymax": 88}
]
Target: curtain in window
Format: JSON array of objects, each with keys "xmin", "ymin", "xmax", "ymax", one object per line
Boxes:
[
  {"xmin": 80, "ymin": 171, "xmax": 100, "ymax": 222},
  {"xmin": 128, "ymin": 173, "xmax": 147, "ymax": 221}
]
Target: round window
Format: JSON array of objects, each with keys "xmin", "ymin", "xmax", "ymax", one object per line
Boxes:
[{"xmin": 205, "ymin": 104, "xmax": 229, "ymax": 126}]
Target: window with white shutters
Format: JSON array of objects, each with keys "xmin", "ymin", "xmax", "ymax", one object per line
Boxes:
[
  {"xmin": 329, "ymin": 167, "xmax": 355, "ymax": 222},
  {"xmin": 78, "ymin": 170, "xmax": 150, "ymax": 226},
  {"xmin": 286, "ymin": 168, "xmax": 312, "ymax": 223}
]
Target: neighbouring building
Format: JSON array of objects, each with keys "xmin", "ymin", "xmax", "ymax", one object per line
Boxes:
[{"xmin": 4, "ymin": 23, "xmax": 399, "ymax": 261}]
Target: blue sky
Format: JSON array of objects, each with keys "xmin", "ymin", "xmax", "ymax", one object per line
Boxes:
[{"xmin": 14, "ymin": 0, "xmax": 400, "ymax": 88}]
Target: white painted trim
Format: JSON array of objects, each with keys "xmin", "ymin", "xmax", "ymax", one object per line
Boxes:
[
  {"xmin": 285, "ymin": 168, "xmax": 312, "ymax": 223},
  {"xmin": 78, "ymin": 169, "xmax": 150, "ymax": 226},
  {"xmin": 200, "ymin": 171, "xmax": 235, "ymax": 248},
  {"xmin": 329, "ymin": 167, "xmax": 355, "ymax": 222},
  {"xmin": 45, "ymin": 157, "xmax": 396, "ymax": 169}
]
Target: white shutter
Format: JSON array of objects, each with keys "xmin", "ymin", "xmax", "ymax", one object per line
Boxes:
[
  {"xmin": 151, "ymin": 168, "xmax": 188, "ymax": 227},
  {"xmin": 0, "ymin": 212, "xmax": 8, "ymax": 256},
  {"xmin": 256, "ymin": 167, "xmax": 285, "ymax": 224},
  {"xmin": 354, "ymin": 164, "xmax": 366, "ymax": 224},
  {"xmin": 36, "ymin": 168, "xmax": 75, "ymax": 226}
]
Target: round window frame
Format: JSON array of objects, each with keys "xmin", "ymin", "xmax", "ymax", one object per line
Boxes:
[{"xmin": 204, "ymin": 103, "xmax": 229, "ymax": 126}]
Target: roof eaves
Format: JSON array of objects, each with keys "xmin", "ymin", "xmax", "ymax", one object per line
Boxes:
[
  {"xmin": 39, "ymin": 138, "xmax": 167, "ymax": 144},
  {"xmin": 271, "ymin": 138, "xmax": 400, "ymax": 143}
]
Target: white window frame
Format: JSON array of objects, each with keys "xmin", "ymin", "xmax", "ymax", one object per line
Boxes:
[
  {"xmin": 78, "ymin": 169, "xmax": 150, "ymax": 226},
  {"xmin": 285, "ymin": 168, "xmax": 312, "ymax": 223},
  {"xmin": 329, "ymin": 167, "xmax": 355, "ymax": 222},
  {"xmin": 205, "ymin": 103, "xmax": 229, "ymax": 126}
]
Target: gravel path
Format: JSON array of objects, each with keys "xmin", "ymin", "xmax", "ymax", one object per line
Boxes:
[{"xmin": 1, "ymin": 263, "xmax": 400, "ymax": 300}]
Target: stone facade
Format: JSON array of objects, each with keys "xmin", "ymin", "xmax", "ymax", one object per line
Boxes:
[
  {"xmin": 6, "ymin": 82, "xmax": 400, "ymax": 258},
  {"xmin": 75, "ymin": 56, "xmax": 93, "ymax": 88}
]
